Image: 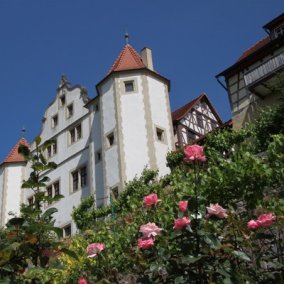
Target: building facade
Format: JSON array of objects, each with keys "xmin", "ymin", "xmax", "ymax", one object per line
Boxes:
[
  {"xmin": 0, "ymin": 43, "xmax": 223, "ymax": 234},
  {"xmin": 216, "ymin": 13, "xmax": 284, "ymax": 129},
  {"xmin": 172, "ymin": 94, "xmax": 222, "ymax": 147},
  {"xmin": 0, "ymin": 43, "xmax": 176, "ymax": 234}
]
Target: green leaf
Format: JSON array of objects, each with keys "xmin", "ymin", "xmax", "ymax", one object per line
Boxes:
[
  {"xmin": 42, "ymin": 207, "xmax": 58, "ymax": 220},
  {"xmin": 50, "ymin": 227, "xmax": 63, "ymax": 238},
  {"xmin": 35, "ymin": 136, "xmax": 41, "ymax": 146},
  {"xmin": 60, "ymin": 248, "xmax": 78, "ymax": 260},
  {"xmin": 6, "ymin": 217, "xmax": 25, "ymax": 227},
  {"xmin": 204, "ymin": 235, "xmax": 221, "ymax": 249},
  {"xmin": 232, "ymin": 250, "xmax": 251, "ymax": 262},
  {"xmin": 181, "ymin": 255, "xmax": 202, "ymax": 264}
]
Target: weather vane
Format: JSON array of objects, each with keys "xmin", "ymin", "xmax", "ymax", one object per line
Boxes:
[
  {"xmin": 22, "ymin": 127, "xmax": 26, "ymax": 138},
  {"xmin": 125, "ymin": 32, "xmax": 129, "ymax": 44}
]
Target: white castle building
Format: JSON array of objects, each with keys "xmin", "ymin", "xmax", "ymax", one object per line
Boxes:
[{"xmin": 0, "ymin": 43, "xmax": 176, "ymax": 234}]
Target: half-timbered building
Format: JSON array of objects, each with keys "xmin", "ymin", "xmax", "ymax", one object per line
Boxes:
[
  {"xmin": 172, "ymin": 94, "xmax": 223, "ymax": 147},
  {"xmin": 216, "ymin": 13, "xmax": 284, "ymax": 129}
]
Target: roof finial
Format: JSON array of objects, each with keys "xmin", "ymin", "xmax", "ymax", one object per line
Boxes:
[
  {"xmin": 22, "ymin": 126, "xmax": 26, "ymax": 138},
  {"xmin": 124, "ymin": 32, "xmax": 129, "ymax": 44}
]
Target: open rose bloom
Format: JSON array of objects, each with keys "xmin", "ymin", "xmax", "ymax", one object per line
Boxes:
[
  {"xmin": 138, "ymin": 238, "xmax": 155, "ymax": 249},
  {"xmin": 247, "ymin": 220, "xmax": 259, "ymax": 230},
  {"xmin": 139, "ymin": 223, "xmax": 162, "ymax": 238},
  {"xmin": 179, "ymin": 201, "xmax": 188, "ymax": 212},
  {"xmin": 248, "ymin": 213, "xmax": 276, "ymax": 230},
  {"xmin": 257, "ymin": 213, "xmax": 276, "ymax": 227},
  {"xmin": 78, "ymin": 278, "xmax": 88, "ymax": 284},
  {"xmin": 86, "ymin": 243, "xmax": 105, "ymax": 258},
  {"xmin": 184, "ymin": 145, "xmax": 206, "ymax": 162},
  {"xmin": 206, "ymin": 203, "xmax": 228, "ymax": 218},
  {"xmin": 143, "ymin": 193, "xmax": 161, "ymax": 206},
  {"xmin": 173, "ymin": 217, "xmax": 191, "ymax": 230}
]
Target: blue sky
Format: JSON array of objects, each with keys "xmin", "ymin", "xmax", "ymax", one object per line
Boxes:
[{"xmin": 0, "ymin": 1, "xmax": 282, "ymax": 161}]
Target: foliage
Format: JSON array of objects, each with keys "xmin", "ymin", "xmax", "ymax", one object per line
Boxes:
[
  {"xmin": 1, "ymin": 105, "xmax": 283, "ymax": 283},
  {"xmin": 0, "ymin": 137, "xmax": 76, "ymax": 283},
  {"xmin": 67, "ymin": 106, "xmax": 284, "ymax": 283}
]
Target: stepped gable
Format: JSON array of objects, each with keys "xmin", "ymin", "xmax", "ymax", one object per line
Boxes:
[
  {"xmin": 108, "ymin": 44, "xmax": 146, "ymax": 74},
  {"xmin": 3, "ymin": 138, "xmax": 29, "ymax": 164}
]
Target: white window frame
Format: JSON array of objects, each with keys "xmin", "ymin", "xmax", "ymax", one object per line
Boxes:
[
  {"xmin": 70, "ymin": 165, "xmax": 88, "ymax": 193},
  {"xmin": 68, "ymin": 124, "xmax": 82, "ymax": 145}
]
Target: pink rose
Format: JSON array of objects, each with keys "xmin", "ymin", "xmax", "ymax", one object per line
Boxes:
[
  {"xmin": 86, "ymin": 243, "xmax": 105, "ymax": 258},
  {"xmin": 257, "ymin": 213, "xmax": 276, "ymax": 228},
  {"xmin": 184, "ymin": 145, "xmax": 206, "ymax": 162},
  {"xmin": 206, "ymin": 203, "xmax": 228, "ymax": 218},
  {"xmin": 143, "ymin": 193, "xmax": 161, "ymax": 206},
  {"xmin": 139, "ymin": 223, "xmax": 162, "ymax": 238},
  {"xmin": 138, "ymin": 238, "xmax": 155, "ymax": 249},
  {"xmin": 179, "ymin": 201, "xmax": 188, "ymax": 212},
  {"xmin": 78, "ymin": 279, "xmax": 87, "ymax": 284},
  {"xmin": 173, "ymin": 217, "xmax": 191, "ymax": 230},
  {"xmin": 247, "ymin": 220, "xmax": 259, "ymax": 230}
]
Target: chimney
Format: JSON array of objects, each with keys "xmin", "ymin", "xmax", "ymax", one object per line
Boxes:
[{"xmin": 141, "ymin": 47, "xmax": 154, "ymax": 71}]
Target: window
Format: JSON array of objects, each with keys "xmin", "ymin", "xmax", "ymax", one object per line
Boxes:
[
  {"xmin": 106, "ymin": 132, "xmax": 115, "ymax": 148},
  {"xmin": 156, "ymin": 127, "xmax": 165, "ymax": 142},
  {"xmin": 51, "ymin": 114, "xmax": 58, "ymax": 128},
  {"xmin": 274, "ymin": 24, "xmax": 284, "ymax": 38},
  {"xmin": 68, "ymin": 124, "xmax": 82, "ymax": 144},
  {"xmin": 28, "ymin": 196, "xmax": 34, "ymax": 206},
  {"xmin": 188, "ymin": 130, "xmax": 196, "ymax": 142},
  {"xmin": 46, "ymin": 139, "xmax": 57, "ymax": 158},
  {"xmin": 196, "ymin": 113, "xmax": 203, "ymax": 128},
  {"xmin": 60, "ymin": 95, "xmax": 66, "ymax": 107},
  {"xmin": 46, "ymin": 181, "xmax": 60, "ymax": 204},
  {"xmin": 95, "ymin": 150, "xmax": 102, "ymax": 163},
  {"xmin": 66, "ymin": 103, "xmax": 74, "ymax": 118},
  {"xmin": 124, "ymin": 81, "xmax": 134, "ymax": 92},
  {"xmin": 71, "ymin": 166, "xmax": 87, "ymax": 192},
  {"xmin": 111, "ymin": 186, "xmax": 119, "ymax": 200},
  {"xmin": 95, "ymin": 103, "xmax": 99, "ymax": 112},
  {"xmin": 80, "ymin": 166, "xmax": 87, "ymax": 187},
  {"xmin": 63, "ymin": 224, "xmax": 72, "ymax": 237}
]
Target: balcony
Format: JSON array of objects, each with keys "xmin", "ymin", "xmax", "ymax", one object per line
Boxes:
[{"xmin": 244, "ymin": 53, "xmax": 284, "ymax": 97}]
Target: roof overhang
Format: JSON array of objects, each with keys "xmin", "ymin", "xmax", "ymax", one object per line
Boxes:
[{"xmin": 216, "ymin": 35, "xmax": 284, "ymax": 79}]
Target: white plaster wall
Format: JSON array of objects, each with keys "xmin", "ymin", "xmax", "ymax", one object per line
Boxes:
[
  {"xmin": 4, "ymin": 165, "xmax": 23, "ymax": 224},
  {"xmin": 0, "ymin": 167, "xmax": 4, "ymax": 226},
  {"xmin": 119, "ymin": 75, "xmax": 150, "ymax": 181},
  {"xmin": 43, "ymin": 148, "xmax": 90, "ymax": 231},
  {"xmin": 95, "ymin": 162, "xmax": 104, "ymax": 207},
  {"xmin": 101, "ymin": 78, "xmax": 120, "ymax": 190},
  {"xmin": 147, "ymin": 76, "xmax": 174, "ymax": 175}
]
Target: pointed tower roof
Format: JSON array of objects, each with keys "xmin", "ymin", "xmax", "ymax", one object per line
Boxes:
[
  {"xmin": 108, "ymin": 44, "xmax": 146, "ymax": 74},
  {"xmin": 2, "ymin": 138, "xmax": 29, "ymax": 164}
]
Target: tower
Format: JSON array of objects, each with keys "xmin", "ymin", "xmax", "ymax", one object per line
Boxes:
[
  {"xmin": 0, "ymin": 138, "xmax": 29, "ymax": 226},
  {"xmin": 87, "ymin": 43, "xmax": 175, "ymax": 206}
]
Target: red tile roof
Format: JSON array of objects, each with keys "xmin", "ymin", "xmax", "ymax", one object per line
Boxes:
[
  {"xmin": 108, "ymin": 44, "xmax": 146, "ymax": 74},
  {"xmin": 237, "ymin": 36, "xmax": 270, "ymax": 61},
  {"xmin": 172, "ymin": 94, "xmax": 204, "ymax": 121},
  {"xmin": 3, "ymin": 138, "xmax": 29, "ymax": 164}
]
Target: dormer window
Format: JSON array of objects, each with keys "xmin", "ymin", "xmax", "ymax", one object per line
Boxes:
[
  {"xmin": 66, "ymin": 103, "xmax": 73, "ymax": 118},
  {"xmin": 60, "ymin": 95, "xmax": 66, "ymax": 107},
  {"xmin": 51, "ymin": 114, "xmax": 58, "ymax": 128},
  {"xmin": 274, "ymin": 23, "xmax": 284, "ymax": 38}
]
